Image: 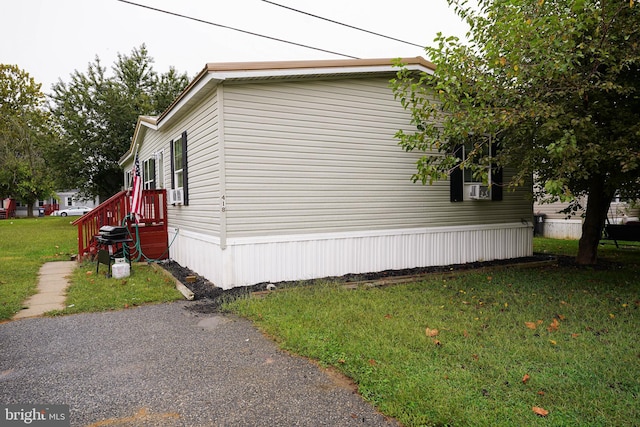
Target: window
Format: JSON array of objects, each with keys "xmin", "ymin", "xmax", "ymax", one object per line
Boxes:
[
  {"xmin": 173, "ymin": 142, "xmax": 183, "ymax": 188},
  {"xmin": 66, "ymin": 197, "xmax": 73, "ymax": 207},
  {"xmin": 450, "ymin": 139, "xmax": 502, "ymax": 202},
  {"xmin": 157, "ymin": 150, "xmax": 165, "ymax": 189},
  {"xmin": 170, "ymin": 131, "xmax": 189, "ymax": 205},
  {"xmin": 125, "ymin": 171, "xmax": 132, "ymax": 190},
  {"xmin": 143, "ymin": 158, "xmax": 156, "ymax": 190}
]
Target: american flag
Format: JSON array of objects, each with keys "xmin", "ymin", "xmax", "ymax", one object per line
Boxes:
[{"xmin": 130, "ymin": 153, "xmax": 143, "ymax": 223}]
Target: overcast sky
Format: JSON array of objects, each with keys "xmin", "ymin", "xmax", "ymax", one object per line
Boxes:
[{"xmin": 1, "ymin": 0, "xmax": 470, "ymax": 94}]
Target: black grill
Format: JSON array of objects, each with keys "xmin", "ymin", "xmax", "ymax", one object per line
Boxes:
[
  {"xmin": 98, "ymin": 225, "xmax": 128, "ymax": 242},
  {"xmin": 95, "ymin": 226, "xmax": 132, "ymax": 276}
]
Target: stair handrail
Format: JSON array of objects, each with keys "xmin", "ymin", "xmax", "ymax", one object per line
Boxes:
[
  {"xmin": 72, "ymin": 189, "xmax": 168, "ymax": 259},
  {"xmin": 73, "ymin": 190, "xmax": 129, "ymax": 258}
]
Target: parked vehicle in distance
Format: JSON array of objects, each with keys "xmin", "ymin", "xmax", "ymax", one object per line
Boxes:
[{"xmin": 51, "ymin": 206, "xmax": 93, "ymax": 216}]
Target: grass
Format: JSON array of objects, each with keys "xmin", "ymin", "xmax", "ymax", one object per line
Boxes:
[
  {"xmin": 225, "ymin": 238, "xmax": 640, "ymax": 427},
  {"xmin": 0, "ymin": 217, "xmax": 77, "ymax": 320},
  {"xmin": 47, "ymin": 261, "xmax": 183, "ymax": 316},
  {"xmin": 0, "ymin": 216, "xmax": 182, "ymax": 320}
]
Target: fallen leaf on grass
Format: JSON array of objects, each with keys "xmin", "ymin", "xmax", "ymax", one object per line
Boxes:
[
  {"xmin": 537, "ymin": 390, "xmax": 545, "ymax": 396},
  {"xmin": 368, "ymin": 359, "xmax": 377, "ymax": 366},
  {"xmin": 547, "ymin": 318, "xmax": 560, "ymax": 332},
  {"xmin": 532, "ymin": 406, "xmax": 549, "ymax": 417},
  {"xmin": 522, "ymin": 373, "xmax": 530, "ymax": 384},
  {"xmin": 433, "ymin": 339, "xmax": 442, "ymax": 346},
  {"xmin": 425, "ymin": 328, "xmax": 439, "ymax": 337},
  {"xmin": 571, "ymin": 333, "xmax": 580, "ymax": 338},
  {"xmin": 525, "ymin": 321, "xmax": 537, "ymax": 330},
  {"xmin": 384, "ymin": 314, "xmax": 392, "ymax": 319}
]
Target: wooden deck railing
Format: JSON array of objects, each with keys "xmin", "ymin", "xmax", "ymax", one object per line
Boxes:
[{"xmin": 73, "ymin": 189, "xmax": 168, "ymax": 259}]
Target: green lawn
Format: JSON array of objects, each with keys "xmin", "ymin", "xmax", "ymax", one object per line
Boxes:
[
  {"xmin": 0, "ymin": 217, "xmax": 77, "ymax": 320},
  {"xmin": 226, "ymin": 238, "xmax": 640, "ymax": 427},
  {"xmin": 47, "ymin": 261, "xmax": 183, "ymax": 316},
  {"xmin": 0, "ymin": 216, "xmax": 182, "ymax": 320}
]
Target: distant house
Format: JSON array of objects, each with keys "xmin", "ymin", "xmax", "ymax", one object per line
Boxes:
[
  {"xmin": 54, "ymin": 190, "xmax": 99, "ymax": 211},
  {"xmin": 13, "ymin": 190, "xmax": 99, "ymax": 217},
  {"xmin": 119, "ymin": 57, "xmax": 533, "ymax": 289}
]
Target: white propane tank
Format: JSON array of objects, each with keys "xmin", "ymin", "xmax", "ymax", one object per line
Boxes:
[{"xmin": 112, "ymin": 258, "xmax": 130, "ymax": 279}]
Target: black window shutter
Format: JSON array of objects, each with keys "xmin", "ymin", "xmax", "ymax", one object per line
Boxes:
[
  {"xmin": 170, "ymin": 140, "xmax": 175, "ymax": 190},
  {"xmin": 181, "ymin": 131, "xmax": 189, "ymax": 206},
  {"xmin": 450, "ymin": 145, "xmax": 464, "ymax": 202},
  {"xmin": 490, "ymin": 142, "xmax": 503, "ymax": 201}
]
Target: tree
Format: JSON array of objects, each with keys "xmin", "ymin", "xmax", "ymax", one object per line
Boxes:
[
  {"xmin": 391, "ymin": 0, "xmax": 640, "ymax": 265},
  {"xmin": 48, "ymin": 45, "xmax": 189, "ymax": 201},
  {"xmin": 0, "ymin": 64, "xmax": 56, "ymax": 216}
]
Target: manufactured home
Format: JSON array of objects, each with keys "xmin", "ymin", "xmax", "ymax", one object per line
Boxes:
[{"xmin": 119, "ymin": 57, "xmax": 533, "ymax": 289}]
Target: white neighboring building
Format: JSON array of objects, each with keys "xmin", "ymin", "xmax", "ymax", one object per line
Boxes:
[
  {"xmin": 14, "ymin": 190, "xmax": 99, "ymax": 217},
  {"xmin": 534, "ymin": 197, "xmax": 639, "ymax": 239}
]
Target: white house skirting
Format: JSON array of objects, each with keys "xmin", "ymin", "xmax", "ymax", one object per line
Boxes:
[
  {"xmin": 168, "ymin": 228, "xmax": 224, "ymax": 286},
  {"xmin": 170, "ymin": 223, "xmax": 533, "ymax": 289}
]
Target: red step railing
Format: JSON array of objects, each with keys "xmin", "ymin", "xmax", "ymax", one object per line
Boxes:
[{"xmin": 73, "ymin": 189, "xmax": 167, "ymax": 259}]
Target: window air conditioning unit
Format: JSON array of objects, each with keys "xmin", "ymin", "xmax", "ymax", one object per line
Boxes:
[
  {"xmin": 468, "ymin": 184, "xmax": 490, "ymax": 200},
  {"xmin": 169, "ymin": 188, "xmax": 184, "ymax": 205}
]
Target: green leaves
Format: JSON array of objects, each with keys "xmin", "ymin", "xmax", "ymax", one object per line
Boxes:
[
  {"xmin": 47, "ymin": 45, "xmax": 189, "ymax": 200},
  {"xmin": 0, "ymin": 65, "xmax": 56, "ymax": 207},
  {"xmin": 393, "ymin": 0, "xmax": 640, "ymax": 263}
]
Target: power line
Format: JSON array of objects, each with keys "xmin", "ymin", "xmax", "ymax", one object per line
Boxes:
[
  {"xmin": 261, "ymin": 0, "xmax": 425, "ymax": 48},
  {"xmin": 115, "ymin": 0, "xmax": 359, "ymax": 59}
]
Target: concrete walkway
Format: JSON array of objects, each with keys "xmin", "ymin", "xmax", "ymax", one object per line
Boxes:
[{"xmin": 12, "ymin": 261, "xmax": 75, "ymax": 320}]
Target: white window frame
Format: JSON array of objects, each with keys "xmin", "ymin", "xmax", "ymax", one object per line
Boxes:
[
  {"xmin": 173, "ymin": 141, "xmax": 184, "ymax": 191},
  {"xmin": 157, "ymin": 150, "xmax": 165, "ymax": 189},
  {"xmin": 143, "ymin": 158, "xmax": 156, "ymax": 190}
]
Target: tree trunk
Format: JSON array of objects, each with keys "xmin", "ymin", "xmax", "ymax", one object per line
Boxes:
[
  {"xmin": 576, "ymin": 179, "xmax": 614, "ymax": 265},
  {"xmin": 26, "ymin": 202, "xmax": 34, "ymax": 218}
]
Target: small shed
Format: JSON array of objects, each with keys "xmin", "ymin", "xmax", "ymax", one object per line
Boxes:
[{"xmin": 120, "ymin": 57, "xmax": 533, "ymax": 289}]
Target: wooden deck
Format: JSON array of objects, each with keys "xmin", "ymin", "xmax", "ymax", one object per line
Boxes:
[{"xmin": 73, "ymin": 189, "xmax": 168, "ymax": 261}]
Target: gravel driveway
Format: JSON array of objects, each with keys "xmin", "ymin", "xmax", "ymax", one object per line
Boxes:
[{"xmin": 0, "ymin": 302, "xmax": 399, "ymax": 427}]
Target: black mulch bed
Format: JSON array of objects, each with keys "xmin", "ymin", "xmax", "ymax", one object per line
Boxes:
[{"xmin": 159, "ymin": 253, "xmax": 606, "ymax": 314}]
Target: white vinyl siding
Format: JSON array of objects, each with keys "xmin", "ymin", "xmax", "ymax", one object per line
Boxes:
[
  {"xmin": 164, "ymin": 93, "xmax": 221, "ymax": 237},
  {"xmin": 222, "ymin": 77, "xmax": 531, "ymax": 238},
  {"xmin": 123, "ymin": 93, "xmax": 222, "ymax": 238}
]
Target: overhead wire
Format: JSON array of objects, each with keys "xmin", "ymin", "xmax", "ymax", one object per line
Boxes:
[
  {"xmin": 261, "ymin": 0, "xmax": 425, "ymax": 48},
  {"xmin": 115, "ymin": 0, "xmax": 359, "ymax": 59}
]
